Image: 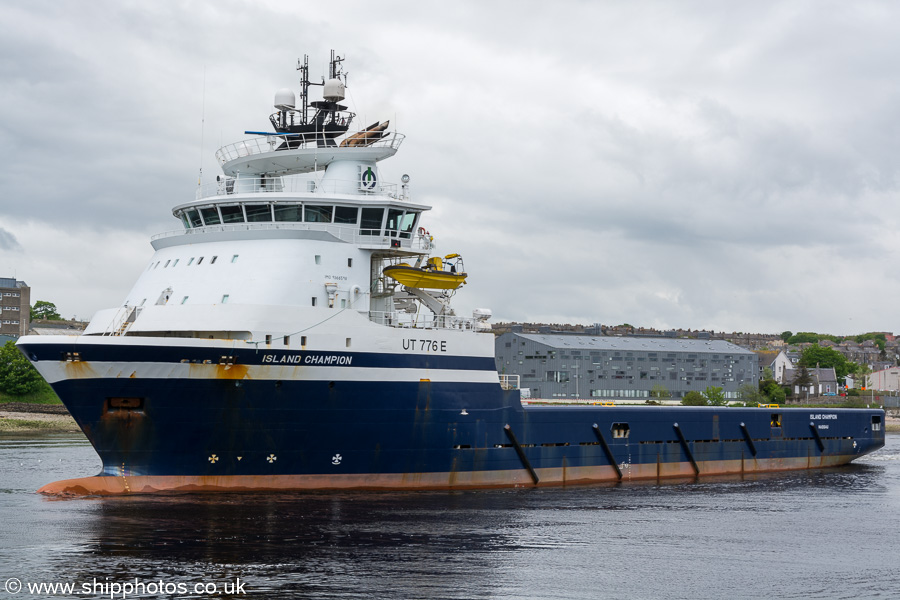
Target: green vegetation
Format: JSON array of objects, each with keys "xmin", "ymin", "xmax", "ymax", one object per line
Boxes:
[
  {"xmin": 680, "ymin": 386, "xmax": 727, "ymax": 406},
  {"xmin": 785, "ymin": 331, "xmax": 886, "ymax": 352},
  {"xmin": 739, "ymin": 379, "xmax": 786, "ymax": 406},
  {"xmin": 0, "ymin": 418, "xmax": 58, "ymax": 432},
  {"xmin": 702, "ymin": 386, "xmax": 727, "ymax": 406},
  {"xmin": 0, "ymin": 383, "xmax": 61, "ymax": 404},
  {"xmin": 650, "ymin": 384, "xmax": 671, "ymax": 399},
  {"xmin": 0, "ymin": 341, "xmax": 60, "ymax": 403},
  {"xmin": 760, "ymin": 380, "xmax": 786, "ymax": 404},
  {"xmin": 0, "ymin": 341, "xmax": 46, "ymax": 395},
  {"xmin": 681, "ymin": 391, "xmax": 706, "ymax": 406},
  {"xmin": 854, "ymin": 332, "xmax": 886, "ymax": 352},
  {"xmin": 798, "ymin": 346, "xmax": 852, "ymax": 380},
  {"xmin": 30, "ymin": 300, "xmax": 62, "ymax": 321},
  {"xmin": 738, "ymin": 383, "xmax": 764, "ymax": 405}
]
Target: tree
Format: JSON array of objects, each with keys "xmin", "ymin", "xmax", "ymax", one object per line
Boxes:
[
  {"xmin": 788, "ymin": 332, "xmax": 820, "ymax": 345},
  {"xmin": 739, "ymin": 383, "xmax": 764, "ymax": 405},
  {"xmin": 681, "ymin": 391, "xmax": 706, "ymax": 406},
  {"xmin": 650, "ymin": 384, "xmax": 671, "ymax": 399},
  {"xmin": 799, "ymin": 346, "xmax": 852, "ymax": 381},
  {"xmin": 760, "ymin": 380, "xmax": 786, "ymax": 405},
  {"xmin": 762, "ymin": 366, "xmax": 774, "ymax": 380},
  {"xmin": 792, "ymin": 365, "xmax": 814, "ymax": 397},
  {"xmin": 702, "ymin": 385, "xmax": 727, "ymax": 406},
  {"xmin": 0, "ymin": 341, "xmax": 45, "ymax": 395},
  {"xmin": 780, "ymin": 331, "xmax": 793, "ymax": 342},
  {"xmin": 31, "ymin": 300, "xmax": 61, "ymax": 321},
  {"xmin": 854, "ymin": 333, "xmax": 886, "ymax": 352},
  {"xmin": 852, "ymin": 363, "xmax": 872, "ymax": 389}
]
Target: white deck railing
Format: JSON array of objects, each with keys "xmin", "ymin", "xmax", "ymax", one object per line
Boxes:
[
  {"xmin": 215, "ymin": 132, "xmax": 406, "ymax": 166},
  {"xmin": 500, "ymin": 374, "xmax": 521, "ymax": 390},
  {"xmin": 368, "ymin": 311, "xmax": 483, "ymax": 331},
  {"xmin": 193, "ymin": 176, "xmax": 401, "ymax": 202},
  {"xmin": 151, "ymin": 222, "xmax": 433, "ymax": 250}
]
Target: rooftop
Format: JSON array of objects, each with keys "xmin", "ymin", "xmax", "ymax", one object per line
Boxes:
[{"xmin": 510, "ymin": 333, "xmax": 756, "ymax": 355}]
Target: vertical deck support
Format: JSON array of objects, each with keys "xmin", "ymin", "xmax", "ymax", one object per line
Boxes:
[
  {"xmin": 673, "ymin": 423, "xmax": 700, "ymax": 476},
  {"xmin": 809, "ymin": 422, "xmax": 825, "ymax": 452},
  {"xmin": 504, "ymin": 425, "xmax": 539, "ymax": 485},
  {"xmin": 740, "ymin": 422, "xmax": 757, "ymax": 457},
  {"xmin": 592, "ymin": 423, "xmax": 623, "ymax": 480}
]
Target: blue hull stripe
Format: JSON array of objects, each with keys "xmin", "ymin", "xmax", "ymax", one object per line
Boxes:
[{"xmin": 19, "ymin": 342, "xmax": 496, "ymax": 371}]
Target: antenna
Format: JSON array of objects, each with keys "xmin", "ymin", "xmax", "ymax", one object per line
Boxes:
[
  {"xmin": 198, "ymin": 66, "xmax": 206, "ymax": 187},
  {"xmin": 297, "ymin": 54, "xmax": 310, "ymax": 126}
]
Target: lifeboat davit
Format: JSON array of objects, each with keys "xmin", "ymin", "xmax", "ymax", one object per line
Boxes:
[{"xmin": 383, "ymin": 254, "xmax": 467, "ymax": 290}]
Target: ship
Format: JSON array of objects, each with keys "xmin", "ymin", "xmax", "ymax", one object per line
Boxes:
[{"xmin": 18, "ymin": 52, "xmax": 885, "ymax": 495}]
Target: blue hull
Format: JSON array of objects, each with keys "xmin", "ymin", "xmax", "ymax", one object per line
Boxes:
[{"xmin": 20, "ymin": 340, "xmax": 886, "ymax": 494}]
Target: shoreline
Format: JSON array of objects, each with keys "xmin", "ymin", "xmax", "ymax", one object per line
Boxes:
[{"xmin": 0, "ymin": 403, "xmax": 81, "ymax": 433}]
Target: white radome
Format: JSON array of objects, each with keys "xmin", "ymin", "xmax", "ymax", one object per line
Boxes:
[
  {"xmin": 274, "ymin": 88, "xmax": 296, "ymax": 110},
  {"xmin": 323, "ymin": 78, "xmax": 345, "ymax": 102}
]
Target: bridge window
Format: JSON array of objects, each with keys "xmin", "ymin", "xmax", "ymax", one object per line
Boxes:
[
  {"xmin": 200, "ymin": 207, "xmax": 221, "ymax": 225},
  {"xmin": 360, "ymin": 208, "xmax": 384, "ymax": 235},
  {"xmin": 386, "ymin": 209, "xmax": 404, "ymax": 236},
  {"xmin": 399, "ymin": 212, "xmax": 417, "ymax": 239},
  {"xmin": 186, "ymin": 209, "xmax": 203, "ymax": 228},
  {"xmin": 334, "ymin": 206, "xmax": 359, "ymax": 224},
  {"xmin": 245, "ymin": 204, "xmax": 272, "ymax": 222},
  {"xmin": 305, "ymin": 205, "xmax": 333, "ymax": 223},
  {"xmin": 220, "ymin": 205, "xmax": 245, "ymax": 223},
  {"xmin": 274, "ymin": 204, "xmax": 302, "ymax": 222}
]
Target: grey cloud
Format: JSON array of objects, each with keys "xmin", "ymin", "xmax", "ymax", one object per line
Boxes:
[
  {"xmin": 0, "ymin": 227, "xmax": 21, "ymax": 251},
  {"xmin": 4, "ymin": 0, "xmax": 900, "ymax": 333}
]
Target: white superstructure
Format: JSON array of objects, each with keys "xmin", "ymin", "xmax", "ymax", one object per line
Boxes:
[{"xmin": 78, "ymin": 54, "xmax": 491, "ymax": 352}]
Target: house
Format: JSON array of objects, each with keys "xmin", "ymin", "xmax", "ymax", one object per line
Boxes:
[
  {"xmin": 772, "ymin": 350, "xmax": 800, "ymax": 384},
  {"xmin": 781, "ymin": 366, "xmax": 838, "ymax": 397},
  {"xmin": 754, "ymin": 350, "xmax": 779, "ymax": 379}
]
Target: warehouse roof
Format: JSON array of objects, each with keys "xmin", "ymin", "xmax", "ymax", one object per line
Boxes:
[{"xmin": 508, "ymin": 333, "xmax": 755, "ymax": 355}]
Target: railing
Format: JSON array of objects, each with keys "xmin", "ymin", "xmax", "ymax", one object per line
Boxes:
[
  {"xmin": 150, "ymin": 222, "xmax": 433, "ymax": 250},
  {"xmin": 194, "ymin": 176, "xmax": 400, "ymax": 202},
  {"xmin": 368, "ymin": 311, "xmax": 483, "ymax": 331},
  {"xmin": 215, "ymin": 132, "xmax": 406, "ymax": 166},
  {"xmin": 500, "ymin": 374, "xmax": 521, "ymax": 390}
]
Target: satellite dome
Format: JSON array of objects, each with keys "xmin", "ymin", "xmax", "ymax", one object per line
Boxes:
[
  {"xmin": 274, "ymin": 88, "xmax": 296, "ymax": 110},
  {"xmin": 323, "ymin": 78, "xmax": 345, "ymax": 102}
]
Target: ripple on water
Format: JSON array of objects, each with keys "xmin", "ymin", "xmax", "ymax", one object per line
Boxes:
[{"xmin": 1, "ymin": 433, "xmax": 899, "ymax": 599}]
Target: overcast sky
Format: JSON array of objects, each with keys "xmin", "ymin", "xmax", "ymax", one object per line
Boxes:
[{"xmin": 1, "ymin": 0, "xmax": 899, "ymax": 335}]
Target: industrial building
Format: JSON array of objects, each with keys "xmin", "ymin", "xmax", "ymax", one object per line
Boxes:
[
  {"xmin": 0, "ymin": 277, "xmax": 29, "ymax": 338},
  {"xmin": 495, "ymin": 332, "xmax": 758, "ymax": 400},
  {"xmin": 869, "ymin": 367, "xmax": 900, "ymax": 392}
]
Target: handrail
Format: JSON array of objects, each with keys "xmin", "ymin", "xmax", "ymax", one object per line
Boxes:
[
  {"xmin": 368, "ymin": 310, "xmax": 482, "ymax": 331},
  {"xmin": 500, "ymin": 374, "xmax": 520, "ymax": 390},
  {"xmin": 215, "ymin": 131, "xmax": 406, "ymax": 166},
  {"xmin": 193, "ymin": 176, "xmax": 401, "ymax": 202},
  {"xmin": 150, "ymin": 223, "xmax": 433, "ymax": 250}
]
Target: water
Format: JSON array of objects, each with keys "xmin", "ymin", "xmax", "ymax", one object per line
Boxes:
[{"xmin": 1, "ymin": 433, "xmax": 899, "ymax": 599}]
